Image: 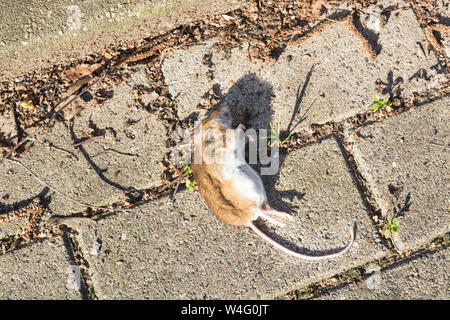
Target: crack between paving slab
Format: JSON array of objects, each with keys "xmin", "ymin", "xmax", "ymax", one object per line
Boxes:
[
  {"xmin": 62, "ymin": 232, "xmax": 98, "ymax": 300},
  {"xmin": 275, "ymin": 96, "xmax": 449, "ymax": 300},
  {"xmin": 0, "ymin": 0, "xmax": 446, "ymax": 248},
  {"xmin": 1, "ymin": 58, "xmax": 447, "ymax": 257},
  {"xmin": 282, "ymin": 88, "xmax": 449, "ymax": 156},
  {"xmin": 335, "ymin": 133, "xmax": 396, "ymax": 252},
  {"xmin": 1, "ymin": 0, "xmax": 447, "ymax": 185},
  {"xmin": 0, "ymin": 1, "xmax": 449, "ymax": 300},
  {"xmin": 278, "ymin": 231, "xmax": 449, "ymax": 300},
  {"xmin": 0, "ymin": 0, "xmax": 416, "ymax": 129},
  {"xmin": 4, "ymin": 90, "xmax": 446, "ymax": 256},
  {"xmin": 407, "ymin": 0, "xmax": 450, "ymax": 71},
  {"xmin": 0, "ymin": 190, "xmax": 62, "ymax": 255},
  {"xmin": 331, "ymin": 94, "xmax": 449, "ymax": 254}
]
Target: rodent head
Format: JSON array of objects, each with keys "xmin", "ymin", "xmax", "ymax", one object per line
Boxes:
[{"xmin": 203, "ymin": 105, "xmax": 232, "ymax": 129}]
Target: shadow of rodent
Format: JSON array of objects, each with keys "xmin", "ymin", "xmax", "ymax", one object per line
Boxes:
[{"xmin": 196, "ymin": 73, "xmax": 306, "ymax": 212}]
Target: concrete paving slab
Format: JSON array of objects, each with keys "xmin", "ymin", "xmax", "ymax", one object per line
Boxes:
[
  {"xmin": 0, "ymin": 0, "xmax": 247, "ymax": 82},
  {"xmin": 0, "ymin": 70, "xmax": 167, "ymax": 216},
  {"xmin": 162, "ymin": 7, "xmax": 436, "ymax": 132},
  {"xmin": 0, "ymin": 237, "xmax": 81, "ymax": 299},
  {"xmin": 77, "ymin": 137, "xmax": 388, "ymax": 299},
  {"xmin": 1, "ymin": 0, "xmax": 446, "ymax": 301},
  {"xmin": 316, "ymin": 246, "xmax": 449, "ymax": 299},
  {"xmin": 351, "ymin": 97, "xmax": 449, "ymax": 252}
]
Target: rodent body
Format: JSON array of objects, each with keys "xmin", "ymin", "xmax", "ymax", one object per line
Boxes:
[
  {"xmin": 191, "ymin": 106, "xmax": 354, "ymax": 261},
  {"xmin": 191, "ymin": 106, "xmax": 262, "ymax": 225}
]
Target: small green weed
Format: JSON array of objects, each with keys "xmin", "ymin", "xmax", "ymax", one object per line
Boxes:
[
  {"xmin": 262, "ymin": 116, "xmax": 292, "ymax": 147},
  {"xmin": 184, "ymin": 164, "xmax": 192, "ymax": 174},
  {"xmin": 372, "ymin": 94, "xmax": 392, "ymax": 113},
  {"xmin": 184, "ymin": 164, "xmax": 198, "ymax": 192},
  {"xmin": 185, "ymin": 179, "xmax": 198, "ymax": 192},
  {"xmin": 385, "ymin": 217, "xmax": 400, "ymax": 236}
]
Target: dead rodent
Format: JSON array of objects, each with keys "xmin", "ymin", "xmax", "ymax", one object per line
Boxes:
[{"xmin": 190, "ymin": 105, "xmax": 355, "ymax": 261}]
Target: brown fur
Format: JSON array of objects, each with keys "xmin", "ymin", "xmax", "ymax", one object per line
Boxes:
[{"xmin": 191, "ymin": 107, "xmax": 255, "ymax": 226}]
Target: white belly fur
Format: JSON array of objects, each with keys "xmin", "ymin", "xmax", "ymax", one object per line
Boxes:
[
  {"xmin": 226, "ymin": 163, "xmax": 267, "ymax": 220},
  {"xmin": 220, "ymin": 126, "xmax": 267, "ymax": 220}
]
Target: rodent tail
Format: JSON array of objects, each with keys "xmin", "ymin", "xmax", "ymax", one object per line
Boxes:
[{"xmin": 248, "ymin": 222, "xmax": 355, "ymax": 261}]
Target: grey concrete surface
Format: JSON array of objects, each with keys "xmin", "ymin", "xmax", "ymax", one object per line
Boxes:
[
  {"xmin": 0, "ymin": 69, "xmax": 167, "ymax": 216},
  {"xmin": 0, "ymin": 217, "xmax": 27, "ymax": 239},
  {"xmin": 316, "ymin": 246, "xmax": 450, "ymax": 299},
  {"xmin": 0, "ymin": 0, "xmax": 247, "ymax": 82},
  {"xmin": 351, "ymin": 97, "xmax": 449, "ymax": 252},
  {"xmin": 162, "ymin": 7, "xmax": 436, "ymax": 132},
  {"xmin": 76, "ymin": 137, "xmax": 388, "ymax": 299},
  {"xmin": 0, "ymin": 0, "xmax": 447, "ymax": 300},
  {"xmin": 0, "ymin": 237, "xmax": 81, "ymax": 299}
]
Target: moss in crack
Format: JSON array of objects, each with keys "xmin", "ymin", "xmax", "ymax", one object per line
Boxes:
[
  {"xmin": 63, "ymin": 232, "xmax": 98, "ymax": 300},
  {"xmin": 279, "ymin": 232, "xmax": 450, "ymax": 299}
]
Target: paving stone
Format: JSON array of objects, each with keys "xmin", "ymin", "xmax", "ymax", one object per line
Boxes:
[
  {"xmin": 0, "ymin": 0, "xmax": 247, "ymax": 82},
  {"xmin": 77, "ymin": 137, "xmax": 388, "ymax": 299},
  {"xmin": 0, "ymin": 71, "xmax": 167, "ymax": 216},
  {"xmin": 0, "ymin": 237, "xmax": 81, "ymax": 299},
  {"xmin": 1, "ymin": 0, "xmax": 445, "ymax": 301},
  {"xmin": 162, "ymin": 7, "xmax": 436, "ymax": 132},
  {"xmin": 316, "ymin": 246, "xmax": 449, "ymax": 300},
  {"xmin": 351, "ymin": 97, "xmax": 449, "ymax": 252}
]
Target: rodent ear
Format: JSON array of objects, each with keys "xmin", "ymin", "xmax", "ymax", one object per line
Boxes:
[
  {"xmin": 221, "ymin": 108, "xmax": 231, "ymax": 118},
  {"xmin": 223, "ymin": 106, "xmax": 233, "ymax": 119}
]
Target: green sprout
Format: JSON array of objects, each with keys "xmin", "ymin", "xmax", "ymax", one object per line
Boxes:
[
  {"xmin": 184, "ymin": 164, "xmax": 197, "ymax": 192},
  {"xmin": 372, "ymin": 94, "xmax": 392, "ymax": 113},
  {"xmin": 262, "ymin": 116, "xmax": 292, "ymax": 147},
  {"xmin": 385, "ymin": 217, "xmax": 400, "ymax": 236},
  {"xmin": 185, "ymin": 179, "xmax": 198, "ymax": 192}
]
